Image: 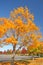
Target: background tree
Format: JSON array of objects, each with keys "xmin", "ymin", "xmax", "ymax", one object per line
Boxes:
[{"xmin": 21, "ymin": 48, "xmax": 27, "ymax": 55}]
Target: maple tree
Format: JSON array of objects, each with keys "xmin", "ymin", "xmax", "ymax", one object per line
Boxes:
[
  {"xmin": 0, "ymin": 7, "xmax": 42, "ymax": 53},
  {"xmin": 10, "ymin": 7, "xmax": 40, "ymax": 45},
  {"xmin": 0, "ymin": 7, "xmax": 42, "ymax": 65}
]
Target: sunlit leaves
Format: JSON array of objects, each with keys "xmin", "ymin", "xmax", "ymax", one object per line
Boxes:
[
  {"xmin": 10, "ymin": 7, "xmax": 42, "ymax": 51},
  {"xmin": 10, "ymin": 7, "xmax": 34, "ymax": 21},
  {"xmin": 27, "ymin": 19, "xmax": 39, "ymax": 31},
  {"xmin": 3, "ymin": 35, "xmax": 18, "ymax": 45},
  {"xmin": 10, "ymin": 7, "xmax": 39, "ymax": 38},
  {"xmin": 3, "ymin": 18, "xmax": 15, "ymax": 29},
  {"xmin": 0, "ymin": 7, "xmax": 42, "ymax": 55},
  {"xmin": 0, "ymin": 25, "xmax": 6, "ymax": 37}
]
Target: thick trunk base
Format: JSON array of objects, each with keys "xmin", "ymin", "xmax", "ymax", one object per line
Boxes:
[
  {"xmin": 11, "ymin": 56, "xmax": 14, "ymax": 65},
  {"xmin": 11, "ymin": 44, "xmax": 16, "ymax": 65}
]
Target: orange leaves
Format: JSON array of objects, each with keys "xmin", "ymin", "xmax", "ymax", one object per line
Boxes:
[
  {"xmin": 0, "ymin": 62, "xmax": 11, "ymax": 65},
  {"xmin": 10, "ymin": 7, "xmax": 34, "ymax": 21},
  {"xmin": 29, "ymin": 33, "xmax": 41, "ymax": 48},
  {"xmin": 14, "ymin": 18, "xmax": 23, "ymax": 26},
  {"xmin": 0, "ymin": 18, "xmax": 16, "ymax": 38},
  {"xmin": 28, "ymin": 42, "xmax": 41, "ymax": 53},
  {"xmin": 3, "ymin": 36, "xmax": 18, "ymax": 45},
  {"xmin": 0, "ymin": 18, "xmax": 16, "ymax": 29},
  {"xmin": 27, "ymin": 19, "xmax": 39, "ymax": 31},
  {"xmin": 13, "ymin": 18, "xmax": 30, "ymax": 35},
  {"xmin": 28, "ymin": 44, "xmax": 35, "ymax": 50},
  {"xmin": 0, "ymin": 7, "xmax": 42, "ymax": 52},
  {"xmin": 30, "ymin": 33, "xmax": 41, "ymax": 42},
  {"xmin": 9, "ymin": 7, "xmax": 42, "ymax": 50},
  {"xmin": 0, "ymin": 25, "xmax": 6, "ymax": 37},
  {"xmin": 30, "ymin": 34, "xmax": 37, "ymax": 39},
  {"xmin": 3, "ymin": 18, "xmax": 15, "ymax": 29},
  {"xmin": 10, "ymin": 7, "xmax": 39, "ymax": 37},
  {"xmin": 14, "ymin": 7, "xmax": 24, "ymax": 15},
  {"xmin": 37, "ymin": 34, "xmax": 42, "ymax": 39}
]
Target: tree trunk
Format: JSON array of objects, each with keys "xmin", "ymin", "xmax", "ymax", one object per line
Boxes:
[{"xmin": 11, "ymin": 44, "xmax": 16, "ymax": 65}]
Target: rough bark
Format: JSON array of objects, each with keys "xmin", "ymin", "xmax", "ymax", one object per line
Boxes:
[{"xmin": 11, "ymin": 44, "xmax": 16, "ymax": 65}]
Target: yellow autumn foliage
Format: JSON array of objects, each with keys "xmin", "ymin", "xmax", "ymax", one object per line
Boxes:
[
  {"xmin": 10, "ymin": 7, "xmax": 39, "ymax": 38},
  {"xmin": 3, "ymin": 35, "xmax": 17, "ymax": 45},
  {"xmin": 27, "ymin": 19, "xmax": 39, "ymax": 31},
  {"xmin": 0, "ymin": 7, "xmax": 42, "ymax": 54},
  {"xmin": 0, "ymin": 18, "xmax": 16, "ymax": 29}
]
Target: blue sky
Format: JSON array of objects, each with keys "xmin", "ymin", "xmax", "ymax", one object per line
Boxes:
[
  {"xmin": 0, "ymin": 44, "xmax": 13, "ymax": 51},
  {"xmin": 0, "ymin": 0, "xmax": 43, "ymax": 51}
]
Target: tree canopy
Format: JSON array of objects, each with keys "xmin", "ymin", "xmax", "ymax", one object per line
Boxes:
[{"xmin": 0, "ymin": 7, "xmax": 42, "ymax": 53}]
